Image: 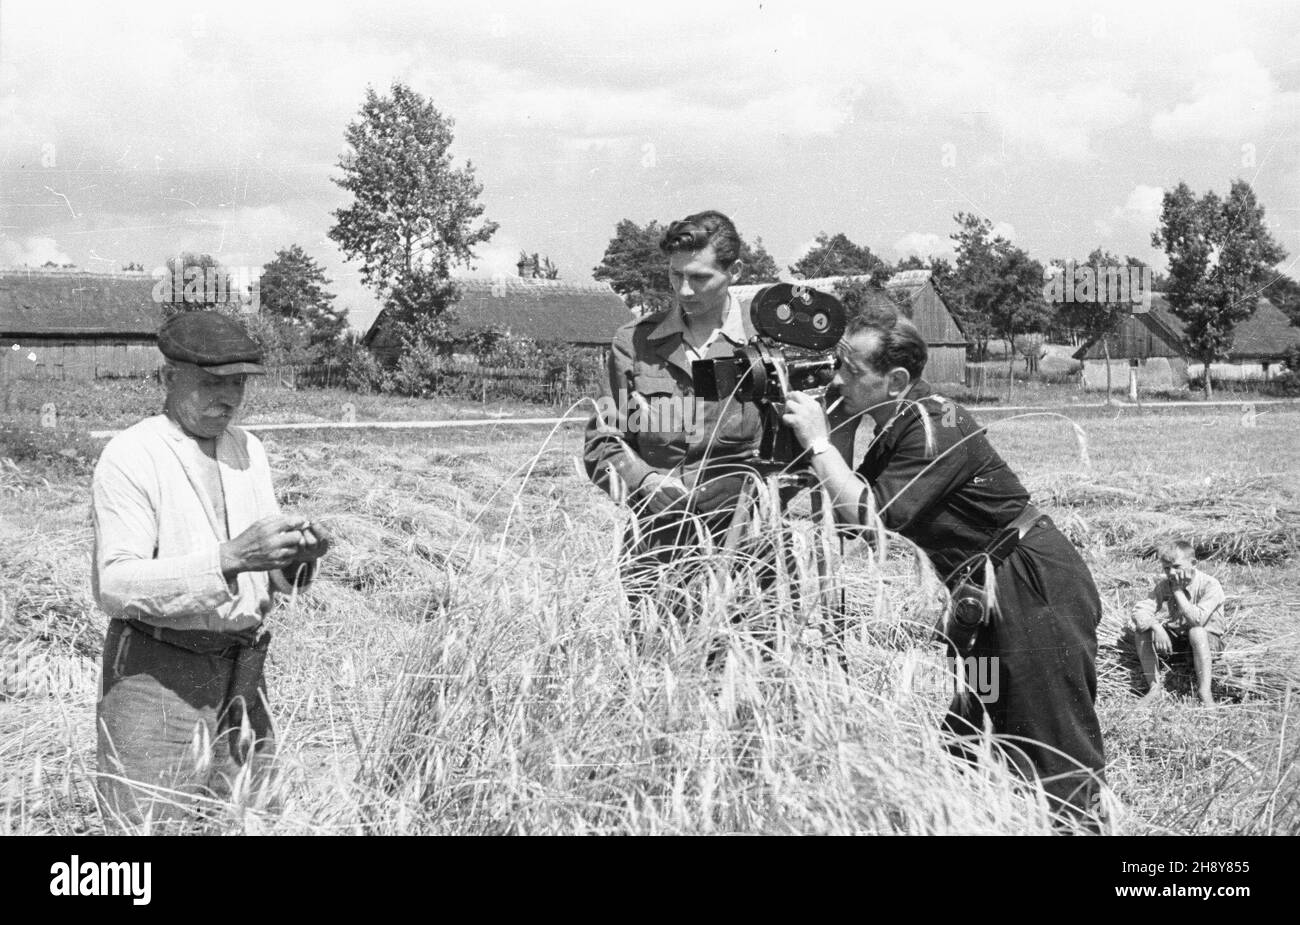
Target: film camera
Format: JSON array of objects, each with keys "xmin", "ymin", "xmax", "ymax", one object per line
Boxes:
[{"xmin": 691, "ymin": 283, "xmax": 847, "ymax": 470}]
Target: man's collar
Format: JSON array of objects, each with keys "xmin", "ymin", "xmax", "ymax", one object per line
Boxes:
[
  {"xmin": 648, "ymin": 292, "xmax": 749, "ymax": 345},
  {"xmin": 157, "ymin": 411, "xmax": 232, "ymax": 446},
  {"xmin": 867, "ymin": 378, "xmax": 933, "ymax": 429}
]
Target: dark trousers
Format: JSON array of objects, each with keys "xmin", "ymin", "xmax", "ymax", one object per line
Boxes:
[
  {"xmin": 941, "ymin": 519, "xmax": 1107, "ymax": 822},
  {"xmin": 96, "ymin": 619, "xmax": 274, "ymax": 830},
  {"xmin": 621, "ymin": 494, "xmax": 799, "ymax": 658}
]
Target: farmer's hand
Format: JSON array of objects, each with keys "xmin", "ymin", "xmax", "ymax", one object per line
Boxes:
[
  {"xmin": 290, "ymin": 520, "xmax": 333, "ymax": 564},
  {"xmin": 1152, "ymin": 624, "xmax": 1173, "ymax": 656},
  {"xmin": 639, "ymin": 472, "xmax": 688, "ymax": 515},
  {"xmin": 781, "ymin": 391, "xmax": 831, "ymax": 449},
  {"xmin": 220, "ymin": 515, "xmax": 311, "ymax": 576}
]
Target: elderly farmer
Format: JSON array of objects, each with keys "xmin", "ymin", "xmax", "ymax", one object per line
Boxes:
[
  {"xmin": 92, "ymin": 310, "xmax": 330, "ymax": 828},
  {"xmin": 781, "ymin": 303, "xmax": 1107, "ymax": 825},
  {"xmin": 584, "ymin": 210, "xmax": 788, "ymax": 634}
]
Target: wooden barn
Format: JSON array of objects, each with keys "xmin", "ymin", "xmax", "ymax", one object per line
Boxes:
[
  {"xmin": 1071, "ymin": 293, "xmax": 1300, "ymax": 390},
  {"xmin": 731, "ymin": 270, "xmax": 968, "ymax": 385},
  {"xmin": 362, "ymin": 276, "xmax": 632, "ymax": 364},
  {"xmin": 0, "ymin": 269, "xmax": 163, "ymax": 380},
  {"xmin": 885, "ymin": 269, "xmax": 968, "ymax": 384}
]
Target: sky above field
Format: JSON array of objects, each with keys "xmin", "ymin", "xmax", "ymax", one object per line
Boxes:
[{"xmin": 1, "ymin": 0, "xmax": 1298, "ymax": 333}]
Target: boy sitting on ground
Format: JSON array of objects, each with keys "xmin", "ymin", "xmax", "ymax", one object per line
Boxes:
[{"xmin": 1132, "ymin": 540, "xmax": 1226, "ymax": 706}]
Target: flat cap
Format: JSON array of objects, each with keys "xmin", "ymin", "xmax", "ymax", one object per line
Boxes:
[{"xmin": 157, "ymin": 311, "xmax": 266, "ymax": 375}]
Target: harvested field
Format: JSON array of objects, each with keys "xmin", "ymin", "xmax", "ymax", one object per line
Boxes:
[{"xmin": 2, "ymin": 391, "xmax": 1298, "ymax": 835}]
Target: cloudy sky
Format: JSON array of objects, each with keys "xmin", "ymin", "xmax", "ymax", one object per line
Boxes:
[{"xmin": 2, "ymin": 0, "xmax": 1297, "ymax": 332}]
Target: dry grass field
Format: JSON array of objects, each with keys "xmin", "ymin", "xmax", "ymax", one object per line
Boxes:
[{"xmin": 2, "ymin": 382, "xmax": 1298, "ymax": 835}]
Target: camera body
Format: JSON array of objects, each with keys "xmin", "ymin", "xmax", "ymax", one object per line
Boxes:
[{"xmin": 691, "ymin": 283, "xmax": 847, "ymax": 469}]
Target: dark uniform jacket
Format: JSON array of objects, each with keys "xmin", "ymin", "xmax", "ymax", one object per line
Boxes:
[
  {"xmin": 584, "ymin": 296, "xmax": 767, "ymax": 516},
  {"xmin": 855, "ymin": 379, "xmax": 1030, "ymax": 579}
]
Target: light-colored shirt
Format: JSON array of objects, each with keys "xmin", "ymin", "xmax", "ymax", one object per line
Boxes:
[
  {"xmin": 656, "ymin": 292, "xmax": 749, "ymax": 365},
  {"xmin": 1132, "ymin": 569, "xmax": 1225, "ymax": 636},
  {"xmin": 91, "ymin": 414, "xmax": 301, "ymax": 633}
]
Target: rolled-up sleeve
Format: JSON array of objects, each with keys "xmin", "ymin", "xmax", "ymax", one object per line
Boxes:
[
  {"xmin": 1179, "ymin": 576, "xmax": 1224, "ymax": 627},
  {"xmin": 91, "ymin": 446, "xmax": 234, "ymax": 621}
]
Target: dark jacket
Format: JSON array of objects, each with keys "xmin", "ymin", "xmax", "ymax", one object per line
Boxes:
[
  {"xmin": 855, "ymin": 379, "xmax": 1030, "ymax": 578},
  {"xmin": 584, "ymin": 296, "xmax": 767, "ymax": 516}
]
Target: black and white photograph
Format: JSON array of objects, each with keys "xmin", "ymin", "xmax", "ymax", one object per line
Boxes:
[{"xmin": 0, "ymin": 0, "xmax": 1296, "ymax": 865}]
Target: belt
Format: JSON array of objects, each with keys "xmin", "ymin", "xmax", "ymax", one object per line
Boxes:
[
  {"xmin": 123, "ymin": 618, "xmax": 261, "ymax": 658},
  {"xmin": 984, "ymin": 503, "xmax": 1046, "ymax": 570}
]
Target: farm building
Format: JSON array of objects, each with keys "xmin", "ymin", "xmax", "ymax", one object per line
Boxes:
[
  {"xmin": 1071, "ymin": 293, "xmax": 1300, "ymax": 390},
  {"xmin": 731, "ymin": 270, "xmax": 968, "ymax": 385},
  {"xmin": 0, "ymin": 269, "xmax": 163, "ymax": 380},
  {"xmin": 362, "ymin": 276, "xmax": 632, "ymax": 365},
  {"xmin": 885, "ymin": 269, "xmax": 968, "ymax": 384}
]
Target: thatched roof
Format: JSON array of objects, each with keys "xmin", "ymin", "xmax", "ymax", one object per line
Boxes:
[
  {"xmin": 1074, "ymin": 293, "xmax": 1300, "ymax": 361},
  {"xmin": 732, "ymin": 272, "xmax": 967, "ymax": 347},
  {"xmin": 363, "ymin": 276, "xmax": 632, "ymax": 348},
  {"xmin": 0, "ymin": 269, "xmax": 162, "ymax": 337}
]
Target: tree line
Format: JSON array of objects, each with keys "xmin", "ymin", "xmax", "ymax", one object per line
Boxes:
[
  {"xmin": 148, "ymin": 81, "xmax": 1297, "ymax": 400},
  {"xmin": 591, "ymin": 186, "xmax": 1295, "ymax": 399}
]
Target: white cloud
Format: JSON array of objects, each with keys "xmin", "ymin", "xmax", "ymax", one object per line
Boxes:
[
  {"xmin": 992, "ymin": 81, "xmax": 1141, "ymax": 162},
  {"xmin": 466, "ymin": 235, "xmax": 530, "ymax": 278},
  {"xmin": 1094, "ymin": 185, "xmax": 1163, "ymax": 242},
  {"xmin": 893, "ymin": 232, "xmax": 953, "ymax": 261},
  {"xmin": 1121, "ymin": 185, "xmax": 1164, "ymax": 225},
  {"xmin": 0, "ymin": 235, "xmax": 74, "ymax": 267},
  {"xmin": 793, "ymin": 238, "xmax": 821, "ymax": 262},
  {"xmin": 1151, "ymin": 50, "xmax": 1298, "ymax": 142}
]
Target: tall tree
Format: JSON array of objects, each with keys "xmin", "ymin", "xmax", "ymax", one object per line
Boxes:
[
  {"xmin": 739, "ymin": 236, "xmax": 780, "ymax": 283},
  {"xmin": 259, "ymin": 245, "xmax": 347, "ymax": 346},
  {"xmin": 1152, "ymin": 180, "xmax": 1287, "ymax": 397},
  {"xmin": 789, "ymin": 231, "xmax": 890, "ymax": 280},
  {"xmin": 329, "ymin": 82, "xmax": 497, "ymax": 340},
  {"xmin": 593, "ymin": 219, "xmax": 672, "ymax": 313},
  {"xmin": 156, "ymin": 252, "xmax": 243, "ymax": 318},
  {"xmin": 945, "ymin": 213, "xmax": 1048, "ymax": 397}
]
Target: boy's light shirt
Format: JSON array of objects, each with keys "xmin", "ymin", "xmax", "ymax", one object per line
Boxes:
[{"xmin": 1132, "ymin": 568, "xmax": 1225, "ymax": 635}]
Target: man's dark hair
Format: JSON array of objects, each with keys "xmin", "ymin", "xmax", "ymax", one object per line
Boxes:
[
  {"xmin": 659, "ymin": 210, "xmax": 742, "ymax": 267},
  {"xmin": 845, "ymin": 304, "xmax": 928, "ymax": 381}
]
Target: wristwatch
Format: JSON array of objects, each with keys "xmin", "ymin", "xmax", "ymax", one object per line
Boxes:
[{"xmin": 807, "ymin": 437, "xmax": 833, "ymax": 458}]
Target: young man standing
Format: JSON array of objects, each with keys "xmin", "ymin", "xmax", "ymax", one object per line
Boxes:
[{"xmin": 584, "ymin": 210, "xmax": 769, "ymax": 622}]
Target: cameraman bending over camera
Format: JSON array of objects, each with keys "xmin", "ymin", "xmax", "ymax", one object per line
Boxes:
[
  {"xmin": 585, "ymin": 210, "xmax": 780, "ymax": 626},
  {"xmin": 781, "ymin": 304, "xmax": 1107, "ymax": 826}
]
